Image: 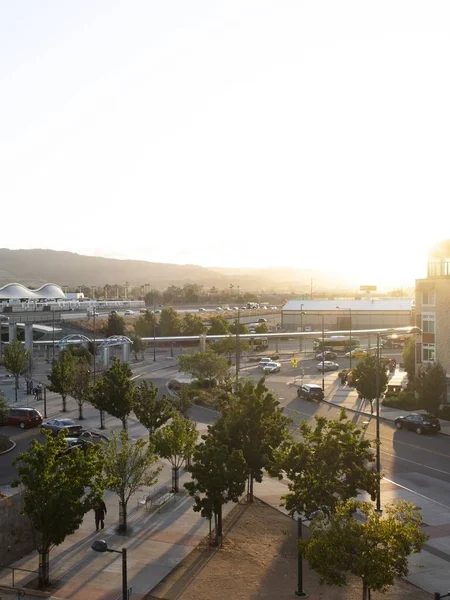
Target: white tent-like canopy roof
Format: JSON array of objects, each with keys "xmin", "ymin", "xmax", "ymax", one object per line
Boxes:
[{"xmin": 0, "ymin": 283, "xmax": 66, "ymax": 300}]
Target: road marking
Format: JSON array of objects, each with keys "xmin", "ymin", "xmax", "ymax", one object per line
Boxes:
[
  {"xmin": 379, "ymin": 449, "xmax": 450, "ymax": 477},
  {"xmin": 383, "ymin": 477, "xmax": 450, "ymax": 510}
]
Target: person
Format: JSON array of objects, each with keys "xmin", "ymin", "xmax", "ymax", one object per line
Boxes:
[{"xmin": 94, "ymin": 498, "xmax": 107, "ymax": 531}]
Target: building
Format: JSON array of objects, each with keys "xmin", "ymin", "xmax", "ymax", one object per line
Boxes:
[
  {"xmin": 281, "ymin": 299, "xmax": 414, "ymax": 333},
  {"xmin": 415, "ymin": 241, "xmax": 450, "ymax": 374},
  {"xmin": 0, "ymin": 283, "xmax": 66, "ymax": 303}
]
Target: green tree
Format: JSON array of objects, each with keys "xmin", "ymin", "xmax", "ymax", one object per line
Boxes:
[
  {"xmin": 12, "ymin": 432, "xmax": 105, "ymax": 587},
  {"xmin": 144, "ymin": 288, "xmax": 163, "ymax": 307},
  {"xmin": 276, "ymin": 410, "xmax": 379, "ymax": 519},
  {"xmin": 417, "ymin": 362, "xmax": 447, "ymax": 415},
  {"xmin": 171, "ymin": 385, "xmax": 194, "ymax": 418},
  {"xmin": 133, "ymin": 381, "xmax": 173, "ymax": 439},
  {"xmin": 185, "ymin": 432, "xmax": 247, "ymax": 546},
  {"xmin": 91, "ymin": 359, "xmax": 135, "ymax": 429},
  {"xmin": 102, "ymin": 430, "xmax": 161, "ymax": 531},
  {"xmin": 3, "ymin": 340, "xmax": 30, "ymax": 402},
  {"xmin": 208, "ymin": 316, "xmax": 230, "ymax": 335},
  {"xmin": 130, "ymin": 333, "xmax": 144, "ymax": 360},
  {"xmin": 351, "ymin": 355, "xmax": 389, "ymax": 413},
  {"xmin": 255, "ymin": 322, "xmax": 269, "ymax": 334},
  {"xmin": 134, "ymin": 310, "xmax": 158, "ymax": 338},
  {"xmin": 159, "ymin": 307, "xmax": 182, "ymax": 336},
  {"xmin": 301, "ymin": 500, "xmax": 427, "ymax": 600},
  {"xmin": 181, "ymin": 313, "xmax": 206, "ymax": 335},
  {"xmin": 47, "ymin": 350, "xmax": 76, "ymax": 412},
  {"xmin": 0, "ymin": 391, "xmax": 8, "ymax": 424},
  {"xmin": 210, "ymin": 336, "xmax": 249, "ymax": 358},
  {"xmin": 213, "ymin": 378, "xmax": 292, "ymax": 502},
  {"xmin": 178, "ymin": 350, "xmax": 229, "ymax": 387},
  {"xmin": 402, "ymin": 337, "xmax": 416, "ymax": 388},
  {"xmin": 103, "ymin": 312, "xmax": 127, "ymax": 337},
  {"xmin": 152, "ymin": 413, "xmax": 198, "ymax": 492},
  {"xmin": 70, "ymin": 356, "xmax": 92, "ymax": 420},
  {"xmin": 229, "ymin": 320, "xmax": 248, "ymax": 334}
]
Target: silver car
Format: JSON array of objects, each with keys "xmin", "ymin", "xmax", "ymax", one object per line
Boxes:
[{"xmin": 263, "ymin": 361, "xmax": 281, "ymax": 374}]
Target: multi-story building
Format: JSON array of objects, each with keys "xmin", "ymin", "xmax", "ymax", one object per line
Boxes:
[{"xmin": 415, "ymin": 241, "xmax": 450, "ymax": 386}]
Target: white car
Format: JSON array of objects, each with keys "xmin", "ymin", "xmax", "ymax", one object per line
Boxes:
[
  {"xmin": 124, "ymin": 310, "xmax": 134, "ymax": 316},
  {"xmin": 317, "ymin": 361, "xmax": 340, "ymax": 372},
  {"xmin": 222, "ymin": 306, "xmax": 230, "ymax": 311},
  {"xmin": 198, "ymin": 308, "xmax": 206, "ymax": 312},
  {"xmin": 232, "ymin": 307, "xmax": 239, "ymax": 311},
  {"xmin": 263, "ymin": 361, "xmax": 281, "ymax": 374},
  {"xmin": 259, "ymin": 358, "xmax": 272, "ymax": 367},
  {"xmin": 215, "ymin": 307, "xmax": 223, "ymax": 312}
]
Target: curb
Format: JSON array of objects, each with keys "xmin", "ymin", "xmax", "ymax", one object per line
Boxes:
[
  {"xmin": 321, "ymin": 398, "xmax": 450, "ymax": 436},
  {"xmin": 0, "ymin": 439, "xmax": 16, "ymax": 455}
]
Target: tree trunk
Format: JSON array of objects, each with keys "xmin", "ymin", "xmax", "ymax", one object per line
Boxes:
[
  {"xmin": 173, "ymin": 466, "xmax": 179, "ymax": 493},
  {"xmin": 38, "ymin": 550, "xmax": 50, "ymax": 588},
  {"xmin": 122, "ymin": 417, "xmax": 127, "ymax": 431},
  {"xmin": 62, "ymin": 394, "xmax": 67, "ymax": 412},
  {"xmin": 217, "ymin": 504, "xmax": 223, "ymax": 546},
  {"xmin": 14, "ymin": 375, "xmax": 18, "ymax": 402},
  {"xmin": 213, "ymin": 511, "xmax": 219, "ymax": 546},
  {"xmin": 362, "ymin": 580, "xmax": 368, "ymax": 600},
  {"xmin": 248, "ymin": 473, "xmax": 254, "ymax": 503},
  {"xmin": 119, "ymin": 500, "xmax": 127, "ymax": 532},
  {"xmin": 78, "ymin": 402, "xmax": 84, "ymax": 420},
  {"xmin": 209, "ymin": 517, "xmax": 212, "ymax": 545}
]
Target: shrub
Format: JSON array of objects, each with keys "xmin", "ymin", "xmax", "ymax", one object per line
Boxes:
[
  {"xmin": 382, "ymin": 391, "xmax": 420, "ymax": 411},
  {"xmin": 168, "ymin": 380, "xmax": 182, "ymax": 391},
  {"xmin": 270, "ymin": 354, "xmax": 280, "ymax": 360}
]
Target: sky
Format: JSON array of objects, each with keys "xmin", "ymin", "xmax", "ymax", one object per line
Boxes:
[{"xmin": 1, "ymin": 1, "xmax": 450, "ymax": 287}]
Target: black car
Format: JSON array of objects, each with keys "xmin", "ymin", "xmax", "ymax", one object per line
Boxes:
[
  {"xmin": 315, "ymin": 351, "xmax": 338, "ymax": 361},
  {"xmin": 40, "ymin": 419, "xmax": 83, "ymax": 437},
  {"xmin": 297, "ymin": 384, "xmax": 324, "ymax": 402},
  {"xmin": 394, "ymin": 413, "xmax": 441, "ymax": 435}
]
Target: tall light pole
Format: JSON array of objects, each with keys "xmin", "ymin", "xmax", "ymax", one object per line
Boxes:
[
  {"xmin": 92, "ymin": 541, "xmax": 128, "ymax": 600},
  {"xmin": 299, "ymin": 304, "xmax": 304, "ymax": 354},
  {"xmin": 233, "ymin": 285, "xmax": 241, "ymax": 386},
  {"xmin": 321, "ymin": 313, "xmax": 325, "ymax": 391},
  {"xmin": 153, "ymin": 295, "xmax": 157, "ymax": 362}
]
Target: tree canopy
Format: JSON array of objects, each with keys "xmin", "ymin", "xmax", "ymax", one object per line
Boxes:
[
  {"xmin": 417, "ymin": 362, "xmax": 447, "ymax": 415},
  {"xmin": 402, "ymin": 337, "xmax": 416, "ymax": 388},
  {"xmin": 276, "ymin": 410, "xmax": 379, "ymax": 518},
  {"xmin": 91, "ymin": 359, "xmax": 135, "ymax": 429},
  {"xmin": 301, "ymin": 500, "xmax": 427, "ymax": 600},
  {"xmin": 69, "ymin": 356, "xmax": 92, "ymax": 420},
  {"xmin": 209, "ymin": 336, "xmax": 249, "ymax": 357},
  {"xmin": 102, "ymin": 430, "xmax": 160, "ymax": 531},
  {"xmin": 103, "ymin": 312, "xmax": 127, "ymax": 337},
  {"xmin": 212, "ymin": 378, "xmax": 292, "ymax": 501},
  {"xmin": 152, "ymin": 413, "xmax": 198, "ymax": 492},
  {"xmin": 3, "ymin": 340, "xmax": 30, "ymax": 402},
  {"xmin": 12, "ymin": 432, "xmax": 105, "ymax": 587},
  {"xmin": 0, "ymin": 391, "xmax": 9, "ymax": 424},
  {"xmin": 134, "ymin": 310, "xmax": 158, "ymax": 338},
  {"xmin": 208, "ymin": 316, "xmax": 230, "ymax": 335},
  {"xmin": 178, "ymin": 350, "xmax": 230, "ymax": 386},
  {"xmin": 181, "ymin": 313, "xmax": 206, "ymax": 335},
  {"xmin": 47, "ymin": 349, "xmax": 76, "ymax": 413},
  {"xmin": 159, "ymin": 307, "xmax": 182, "ymax": 336},
  {"xmin": 351, "ymin": 355, "xmax": 388, "ymax": 410},
  {"xmin": 133, "ymin": 380, "xmax": 173, "ymax": 439},
  {"xmin": 185, "ymin": 432, "xmax": 247, "ymax": 545}
]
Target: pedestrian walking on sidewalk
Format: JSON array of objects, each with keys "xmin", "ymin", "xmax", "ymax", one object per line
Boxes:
[{"xmin": 94, "ymin": 498, "xmax": 107, "ymax": 531}]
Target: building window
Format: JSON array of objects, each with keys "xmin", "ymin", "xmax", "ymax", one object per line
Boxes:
[
  {"xmin": 422, "ymin": 291, "xmax": 436, "ymax": 306},
  {"xmin": 422, "ymin": 313, "xmax": 435, "ymax": 334},
  {"xmin": 422, "ymin": 344, "xmax": 435, "ymax": 362}
]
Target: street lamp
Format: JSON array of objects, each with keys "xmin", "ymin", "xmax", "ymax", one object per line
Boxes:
[
  {"xmin": 91, "ymin": 540, "xmax": 129, "ymax": 600},
  {"xmin": 299, "ymin": 304, "xmax": 304, "ymax": 354},
  {"xmin": 375, "ymin": 326, "xmax": 422, "ymax": 512},
  {"xmin": 153, "ymin": 295, "xmax": 157, "ymax": 362},
  {"xmin": 295, "ymin": 514, "xmax": 306, "ymax": 597}
]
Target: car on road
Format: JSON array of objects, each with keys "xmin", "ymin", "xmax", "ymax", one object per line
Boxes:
[
  {"xmin": 198, "ymin": 308, "xmax": 206, "ymax": 312},
  {"xmin": 232, "ymin": 307, "xmax": 239, "ymax": 311},
  {"xmin": 215, "ymin": 307, "xmax": 223, "ymax": 312},
  {"xmin": 88, "ymin": 310, "xmax": 99, "ymax": 317},
  {"xmin": 78, "ymin": 430, "xmax": 109, "ymax": 444},
  {"xmin": 139, "ymin": 308, "xmax": 148, "ymax": 313},
  {"xmin": 258, "ymin": 357, "xmax": 272, "ymax": 367},
  {"xmin": 3, "ymin": 407, "xmax": 43, "ymax": 429},
  {"xmin": 222, "ymin": 306, "xmax": 230, "ymax": 311},
  {"xmin": 303, "ymin": 325, "xmax": 313, "ymax": 332},
  {"xmin": 315, "ymin": 351, "xmax": 338, "ymax": 361},
  {"xmin": 124, "ymin": 309, "xmax": 134, "ymax": 316},
  {"xmin": 257, "ymin": 318, "xmax": 267, "ymax": 323},
  {"xmin": 109, "ymin": 310, "xmax": 118, "ymax": 316},
  {"xmin": 345, "ymin": 349, "xmax": 368, "ymax": 359},
  {"xmin": 262, "ymin": 361, "xmax": 281, "ymax": 374},
  {"xmin": 40, "ymin": 418, "xmax": 83, "ymax": 437},
  {"xmin": 297, "ymin": 384, "xmax": 324, "ymax": 402},
  {"xmin": 317, "ymin": 361, "xmax": 340, "ymax": 372},
  {"xmin": 394, "ymin": 413, "xmax": 441, "ymax": 435}
]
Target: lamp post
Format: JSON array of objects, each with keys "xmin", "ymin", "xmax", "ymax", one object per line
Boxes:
[
  {"xmin": 153, "ymin": 295, "xmax": 157, "ymax": 362},
  {"xmin": 374, "ymin": 326, "xmax": 422, "ymax": 512},
  {"xmin": 299, "ymin": 304, "xmax": 304, "ymax": 354},
  {"xmin": 321, "ymin": 313, "xmax": 325, "ymax": 391},
  {"xmin": 295, "ymin": 514, "xmax": 306, "ymax": 597},
  {"xmin": 234, "ymin": 285, "xmax": 241, "ymax": 386},
  {"xmin": 92, "ymin": 541, "xmax": 128, "ymax": 600}
]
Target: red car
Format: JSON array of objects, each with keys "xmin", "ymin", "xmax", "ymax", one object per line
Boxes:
[{"xmin": 4, "ymin": 407, "xmax": 43, "ymax": 429}]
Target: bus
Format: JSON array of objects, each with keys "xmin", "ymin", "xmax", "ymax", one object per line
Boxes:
[
  {"xmin": 248, "ymin": 337, "xmax": 269, "ymax": 351},
  {"xmin": 313, "ymin": 336, "xmax": 360, "ymax": 352}
]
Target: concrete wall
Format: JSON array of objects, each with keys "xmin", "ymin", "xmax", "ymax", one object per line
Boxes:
[
  {"xmin": 282, "ymin": 311, "xmax": 412, "ymax": 332},
  {"xmin": 0, "ymin": 493, "xmax": 35, "ymax": 566}
]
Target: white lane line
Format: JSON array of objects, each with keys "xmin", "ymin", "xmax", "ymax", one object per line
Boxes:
[
  {"xmin": 383, "ymin": 477, "xmax": 450, "ymax": 510},
  {"xmin": 380, "ymin": 449, "xmax": 450, "ymax": 477}
]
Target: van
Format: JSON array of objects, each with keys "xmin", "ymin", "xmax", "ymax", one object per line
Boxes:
[
  {"xmin": 297, "ymin": 384, "xmax": 324, "ymax": 402},
  {"xmin": 4, "ymin": 407, "xmax": 43, "ymax": 429}
]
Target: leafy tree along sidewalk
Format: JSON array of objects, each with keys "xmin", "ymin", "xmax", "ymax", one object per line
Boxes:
[{"xmin": 3, "ymin": 340, "xmax": 30, "ymax": 402}]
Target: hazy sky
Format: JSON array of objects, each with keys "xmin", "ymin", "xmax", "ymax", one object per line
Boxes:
[{"xmin": 1, "ymin": 1, "xmax": 449, "ymax": 286}]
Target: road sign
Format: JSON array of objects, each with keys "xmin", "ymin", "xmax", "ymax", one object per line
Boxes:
[
  {"xmin": 291, "ymin": 358, "xmax": 298, "ymax": 368},
  {"xmin": 360, "ymin": 285, "xmax": 377, "ymax": 291}
]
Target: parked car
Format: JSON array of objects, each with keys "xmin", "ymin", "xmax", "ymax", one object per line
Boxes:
[
  {"xmin": 297, "ymin": 384, "xmax": 324, "ymax": 402},
  {"xmin": 58, "ymin": 437, "xmax": 96, "ymax": 457},
  {"xmin": 317, "ymin": 361, "xmax": 340, "ymax": 372},
  {"xmin": 124, "ymin": 309, "xmax": 134, "ymax": 316},
  {"xmin": 78, "ymin": 430, "xmax": 109, "ymax": 444},
  {"xmin": 394, "ymin": 413, "xmax": 441, "ymax": 435},
  {"xmin": 3, "ymin": 407, "xmax": 43, "ymax": 429},
  {"xmin": 315, "ymin": 351, "xmax": 337, "ymax": 361},
  {"xmin": 40, "ymin": 418, "xmax": 83, "ymax": 437},
  {"xmin": 262, "ymin": 361, "xmax": 281, "ymax": 374},
  {"xmin": 257, "ymin": 318, "xmax": 267, "ymax": 323}
]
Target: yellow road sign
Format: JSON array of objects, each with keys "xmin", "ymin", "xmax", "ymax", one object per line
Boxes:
[{"xmin": 291, "ymin": 358, "xmax": 298, "ymax": 368}]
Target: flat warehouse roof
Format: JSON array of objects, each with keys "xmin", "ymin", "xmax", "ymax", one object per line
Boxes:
[{"xmin": 283, "ymin": 299, "xmax": 414, "ymax": 312}]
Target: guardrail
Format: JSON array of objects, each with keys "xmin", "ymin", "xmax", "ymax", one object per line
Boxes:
[{"xmin": 0, "ymin": 564, "xmax": 38, "ymax": 590}]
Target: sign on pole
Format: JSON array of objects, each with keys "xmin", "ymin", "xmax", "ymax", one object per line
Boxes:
[
  {"xmin": 360, "ymin": 285, "xmax": 377, "ymax": 291},
  {"xmin": 291, "ymin": 358, "xmax": 298, "ymax": 368}
]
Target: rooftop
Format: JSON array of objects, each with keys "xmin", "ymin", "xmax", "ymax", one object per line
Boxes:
[{"xmin": 283, "ymin": 299, "xmax": 414, "ymax": 312}]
